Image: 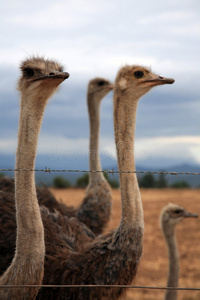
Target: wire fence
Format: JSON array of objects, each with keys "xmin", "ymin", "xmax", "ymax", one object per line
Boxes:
[
  {"xmin": 0, "ymin": 284, "xmax": 200, "ymax": 291},
  {"xmin": 0, "ymin": 167, "xmax": 200, "ymax": 176}
]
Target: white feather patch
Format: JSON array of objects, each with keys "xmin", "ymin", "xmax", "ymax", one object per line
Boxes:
[{"xmin": 118, "ymin": 77, "xmax": 128, "ymax": 90}]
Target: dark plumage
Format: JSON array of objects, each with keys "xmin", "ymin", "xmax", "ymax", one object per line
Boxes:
[
  {"xmin": 0, "ymin": 177, "xmax": 75, "ymax": 215},
  {"xmin": 0, "ymin": 177, "xmax": 15, "ymax": 193},
  {"xmin": 38, "ymin": 226, "xmax": 143, "ymax": 300},
  {"xmin": 0, "ymin": 192, "xmax": 95, "ymax": 276},
  {"xmin": 0, "ymin": 191, "xmax": 16, "ymax": 273}
]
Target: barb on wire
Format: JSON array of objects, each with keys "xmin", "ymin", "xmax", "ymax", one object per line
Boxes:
[
  {"xmin": 0, "ymin": 284, "xmax": 200, "ymax": 291},
  {"xmin": 44, "ymin": 167, "xmax": 51, "ymax": 174},
  {"xmin": 0, "ymin": 168, "xmax": 200, "ymax": 176}
]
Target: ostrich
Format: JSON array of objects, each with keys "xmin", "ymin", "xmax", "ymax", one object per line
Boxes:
[
  {"xmin": 0, "ymin": 78, "xmax": 113, "ymax": 235},
  {"xmin": 161, "ymin": 203, "xmax": 198, "ymax": 300},
  {"xmin": 35, "ymin": 65, "xmax": 174, "ymax": 299},
  {"xmin": 74, "ymin": 77, "xmax": 113, "ymax": 234},
  {"xmin": 0, "ymin": 56, "xmax": 69, "ymax": 299}
]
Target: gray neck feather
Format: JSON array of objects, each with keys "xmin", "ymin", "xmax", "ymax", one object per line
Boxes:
[
  {"xmin": 163, "ymin": 226, "xmax": 179, "ymax": 300},
  {"xmin": 87, "ymin": 93, "xmax": 104, "ymax": 184},
  {"xmin": 15, "ymin": 96, "xmax": 45, "ymax": 256},
  {"xmin": 113, "ymin": 88, "xmax": 144, "ymax": 229}
]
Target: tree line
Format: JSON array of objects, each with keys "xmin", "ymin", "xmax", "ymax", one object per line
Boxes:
[
  {"xmin": 52, "ymin": 172, "xmax": 191, "ymax": 189},
  {"xmin": 0, "ymin": 172, "xmax": 192, "ymax": 189},
  {"xmin": 138, "ymin": 173, "xmax": 190, "ymax": 188}
]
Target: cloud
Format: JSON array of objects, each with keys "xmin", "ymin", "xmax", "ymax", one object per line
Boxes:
[
  {"xmin": 0, "ymin": 138, "xmax": 16, "ymax": 154},
  {"xmin": 9, "ymin": 2, "xmax": 105, "ymax": 29},
  {"xmin": 103, "ymin": 135, "xmax": 200, "ymax": 167},
  {"xmin": 1, "ymin": 131, "xmax": 200, "ymax": 169}
]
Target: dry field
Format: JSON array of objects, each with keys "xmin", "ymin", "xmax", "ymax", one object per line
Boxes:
[{"xmin": 50, "ymin": 188, "xmax": 200, "ymax": 300}]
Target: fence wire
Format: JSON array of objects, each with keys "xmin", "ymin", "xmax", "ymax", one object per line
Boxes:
[
  {"xmin": 0, "ymin": 167, "xmax": 200, "ymax": 176},
  {"xmin": 0, "ymin": 284, "xmax": 200, "ymax": 291}
]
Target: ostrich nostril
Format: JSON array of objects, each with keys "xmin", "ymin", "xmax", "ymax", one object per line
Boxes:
[
  {"xmin": 49, "ymin": 72, "xmax": 55, "ymax": 76},
  {"xmin": 159, "ymin": 76, "xmax": 163, "ymax": 79}
]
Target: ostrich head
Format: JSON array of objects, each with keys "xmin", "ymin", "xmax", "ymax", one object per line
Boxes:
[
  {"xmin": 161, "ymin": 203, "xmax": 198, "ymax": 230},
  {"xmin": 115, "ymin": 65, "xmax": 175, "ymax": 99},
  {"xmin": 18, "ymin": 56, "xmax": 70, "ymax": 105},
  {"xmin": 87, "ymin": 77, "xmax": 113, "ymax": 104}
]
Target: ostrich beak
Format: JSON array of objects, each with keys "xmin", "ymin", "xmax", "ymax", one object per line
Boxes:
[
  {"xmin": 108, "ymin": 84, "xmax": 114, "ymax": 90},
  {"xmin": 142, "ymin": 75, "xmax": 175, "ymax": 86},
  {"xmin": 33, "ymin": 71, "xmax": 70, "ymax": 82},
  {"xmin": 183, "ymin": 211, "xmax": 198, "ymax": 218},
  {"xmin": 48, "ymin": 72, "xmax": 70, "ymax": 80},
  {"xmin": 104, "ymin": 84, "xmax": 114, "ymax": 91}
]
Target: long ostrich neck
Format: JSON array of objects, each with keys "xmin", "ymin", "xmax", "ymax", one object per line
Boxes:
[
  {"xmin": 15, "ymin": 94, "xmax": 45, "ymax": 257},
  {"xmin": 88, "ymin": 93, "xmax": 104, "ymax": 184},
  {"xmin": 163, "ymin": 226, "xmax": 179, "ymax": 300},
  {"xmin": 114, "ymin": 89, "xmax": 143, "ymax": 227}
]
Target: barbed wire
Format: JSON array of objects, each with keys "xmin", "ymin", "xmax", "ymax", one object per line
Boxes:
[
  {"xmin": 0, "ymin": 284, "xmax": 200, "ymax": 291},
  {"xmin": 0, "ymin": 167, "xmax": 200, "ymax": 176}
]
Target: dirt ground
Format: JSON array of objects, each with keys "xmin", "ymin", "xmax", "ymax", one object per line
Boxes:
[{"xmin": 50, "ymin": 188, "xmax": 200, "ymax": 300}]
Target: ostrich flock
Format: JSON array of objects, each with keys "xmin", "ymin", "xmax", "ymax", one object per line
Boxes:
[{"xmin": 0, "ymin": 56, "xmax": 198, "ymax": 300}]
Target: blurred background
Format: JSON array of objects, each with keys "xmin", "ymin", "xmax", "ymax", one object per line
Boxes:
[{"xmin": 0, "ymin": 0, "xmax": 199, "ymax": 186}]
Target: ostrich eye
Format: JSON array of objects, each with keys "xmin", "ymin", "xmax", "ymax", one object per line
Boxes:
[
  {"xmin": 174, "ymin": 209, "xmax": 183, "ymax": 214},
  {"xmin": 24, "ymin": 68, "xmax": 35, "ymax": 77},
  {"xmin": 97, "ymin": 80, "xmax": 105, "ymax": 86},
  {"xmin": 134, "ymin": 71, "xmax": 144, "ymax": 79}
]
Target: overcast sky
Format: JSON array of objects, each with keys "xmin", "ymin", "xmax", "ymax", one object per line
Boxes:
[{"xmin": 0, "ymin": 0, "xmax": 200, "ymax": 170}]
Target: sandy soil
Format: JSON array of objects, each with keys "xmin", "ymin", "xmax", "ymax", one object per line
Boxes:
[{"xmin": 50, "ymin": 188, "xmax": 200, "ymax": 300}]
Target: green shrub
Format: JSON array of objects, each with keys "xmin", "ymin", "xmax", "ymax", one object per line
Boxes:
[
  {"xmin": 139, "ymin": 174, "xmax": 156, "ymax": 188},
  {"xmin": 76, "ymin": 173, "xmax": 89, "ymax": 188},
  {"xmin": 171, "ymin": 181, "xmax": 190, "ymax": 189},
  {"xmin": 53, "ymin": 176, "xmax": 71, "ymax": 188},
  {"xmin": 156, "ymin": 173, "xmax": 168, "ymax": 188},
  {"xmin": 103, "ymin": 172, "xmax": 119, "ymax": 189}
]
